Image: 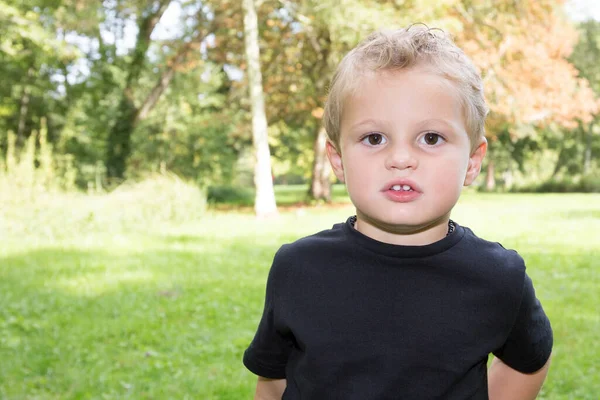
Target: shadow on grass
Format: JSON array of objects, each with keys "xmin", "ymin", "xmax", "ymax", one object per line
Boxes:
[{"xmin": 0, "ymin": 242, "xmax": 273, "ymax": 400}]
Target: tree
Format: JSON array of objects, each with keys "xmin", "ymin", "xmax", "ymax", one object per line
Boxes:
[
  {"xmin": 261, "ymin": 2, "xmax": 335, "ymax": 201},
  {"xmin": 0, "ymin": 0, "xmax": 79, "ymax": 149},
  {"xmin": 569, "ymin": 19, "xmax": 600, "ymax": 175},
  {"xmin": 3, "ymin": 0, "xmax": 597, "ymax": 196},
  {"xmin": 451, "ymin": 0, "xmax": 597, "ymax": 189},
  {"xmin": 105, "ymin": 0, "xmax": 213, "ymax": 179},
  {"xmin": 242, "ymin": 0, "xmax": 278, "ymax": 216}
]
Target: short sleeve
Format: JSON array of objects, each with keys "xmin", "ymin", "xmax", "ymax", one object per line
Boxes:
[
  {"xmin": 243, "ymin": 250, "xmax": 292, "ymax": 378},
  {"xmin": 493, "ymin": 272, "xmax": 553, "ymax": 373}
]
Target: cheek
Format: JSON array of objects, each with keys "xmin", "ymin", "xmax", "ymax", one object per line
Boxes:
[
  {"xmin": 342, "ymin": 163, "xmax": 363, "ymax": 184},
  {"xmin": 342, "ymin": 160, "xmax": 374, "ymax": 190},
  {"xmin": 432, "ymin": 157, "xmax": 469, "ymax": 188}
]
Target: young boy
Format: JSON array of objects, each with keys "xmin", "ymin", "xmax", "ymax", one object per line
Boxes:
[{"xmin": 243, "ymin": 25, "xmax": 553, "ymax": 399}]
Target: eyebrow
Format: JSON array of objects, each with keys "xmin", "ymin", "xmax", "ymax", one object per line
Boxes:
[
  {"xmin": 349, "ymin": 119, "xmax": 388, "ymax": 130},
  {"xmin": 417, "ymin": 118, "xmax": 460, "ymax": 133}
]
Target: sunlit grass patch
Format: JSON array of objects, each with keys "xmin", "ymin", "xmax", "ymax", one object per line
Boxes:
[{"xmin": 54, "ymin": 269, "xmax": 157, "ymax": 296}]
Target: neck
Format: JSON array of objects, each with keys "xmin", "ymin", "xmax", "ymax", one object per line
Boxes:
[{"xmin": 354, "ymin": 212, "xmax": 451, "ymax": 246}]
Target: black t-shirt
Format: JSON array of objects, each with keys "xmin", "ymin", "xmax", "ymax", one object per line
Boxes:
[{"xmin": 243, "ymin": 218, "xmax": 553, "ymax": 399}]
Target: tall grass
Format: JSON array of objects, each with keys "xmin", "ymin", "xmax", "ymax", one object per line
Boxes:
[
  {"xmin": 1, "ymin": 120, "xmax": 77, "ymax": 199},
  {"xmin": 1, "ymin": 174, "xmax": 206, "ymax": 240},
  {"xmin": 1, "ymin": 124, "xmax": 206, "ymax": 239}
]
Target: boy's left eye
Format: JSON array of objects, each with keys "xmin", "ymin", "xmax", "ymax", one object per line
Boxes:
[{"xmin": 419, "ymin": 132, "xmax": 445, "ymax": 146}]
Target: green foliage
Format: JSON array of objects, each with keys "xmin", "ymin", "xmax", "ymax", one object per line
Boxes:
[
  {"xmin": 0, "ymin": 193, "xmax": 599, "ymax": 398},
  {"xmin": 570, "ymin": 19, "xmax": 600, "ymax": 95},
  {"xmin": 268, "ymin": 122, "xmax": 315, "ymax": 181},
  {"xmin": 0, "ymin": 0, "xmax": 81, "ymax": 157},
  {"xmin": 128, "ymin": 65, "xmax": 245, "ymax": 187},
  {"xmin": 480, "ymin": 122, "xmax": 600, "ymax": 192},
  {"xmin": 0, "ymin": 1, "xmax": 78, "ymax": 58}
]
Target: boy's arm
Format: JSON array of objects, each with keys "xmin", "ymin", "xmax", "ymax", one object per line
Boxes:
[
  {"xmin": 254, "ymin": 377, "xmax": 287, "ymax": 400},
  {"xmin": 487, "ymin": 355, "xmax": 551, "ymax": 400}
]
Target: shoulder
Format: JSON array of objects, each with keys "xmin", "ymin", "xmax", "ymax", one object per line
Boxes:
[
  {"xmin": 459, "ymin": 225, "xmax": 526, "ymax": 273},
  {"xmin": 454, "ymin": 226, "xmax": 543, "ymax": 332},
  {"xmin": 267, "ymin": 220, "xmax": 351, "ymax": 288},
  {"xmin": 275, "ymin": 221, "xmax": 348, "ymax": 261},
  {"xmin": 452, "ymin": 225, "xmax": 528, "ymax": 303}
]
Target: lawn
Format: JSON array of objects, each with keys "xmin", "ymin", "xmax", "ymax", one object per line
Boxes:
[{"xmin": 0, "ymin": 187, "xmax": 599, "ymax": 399}]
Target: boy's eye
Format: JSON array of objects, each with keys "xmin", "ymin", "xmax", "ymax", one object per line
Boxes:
[
  {"xmin": 362, "ymin": 133, "xmax": 387, "ymax": 146},
  {"xmin": 420, "ymin": 132, "xmax": 445, "ymax": 146}
]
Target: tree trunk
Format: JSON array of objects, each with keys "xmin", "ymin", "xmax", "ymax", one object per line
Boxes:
[
  {"xmin": 485, "ymin": 157, "xmax": 496, "ymax": 191},
  {"xmin": 583, "ymin": 122, "xmax": 593, "ymax": 175},
  {"xmin": 16, "ymin": 87, "xmax": 30, "ymax": 142},
  {"xmin": 308, "ymin": 126, "xmax": 332, "ymax": 202},
  {"xmin": 136, "ymin": 64, "xmax": 176, "ymax": 123},
  {"xmin": 303, "ymin": 25, "xmax": 332, "ymax": 203},
  {"xmin": 16, "ymin": 68, "xmax": 34, "ymax": 144},
  {"xmin": 137, "ymin": 37, "xmax": 203, "ymax": 122},
  {"xmin": 106, "ymin": 92, "xmax": 137, "ymax": 180},
  {"xmin": 551, "ymin": 144, "xmax": 565, "ymax": 178},
  {"xmin": 242, "ymin": 0, "xmax": 278, "ymax": 217},
  {"xmin": 503, "ymin": 168, "xmax": 513, "ymax": 190}
]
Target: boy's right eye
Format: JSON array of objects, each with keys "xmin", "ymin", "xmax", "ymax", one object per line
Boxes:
[{"xmin": 361, "ymin": 133, "xmax": 387, "ymax": 146}]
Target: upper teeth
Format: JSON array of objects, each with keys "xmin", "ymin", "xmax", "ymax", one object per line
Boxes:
[{"xmin": 391, "ymin": 185, "xmax": 412, "ymax": 191}]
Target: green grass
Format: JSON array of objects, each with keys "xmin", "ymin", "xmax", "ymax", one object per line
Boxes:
[{"xmin": 0, "ymin": 189, "xmax": 599, "ymax": 399}]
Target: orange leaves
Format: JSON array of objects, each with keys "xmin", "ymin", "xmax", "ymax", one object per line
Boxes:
[{"xmin": 454, "ymin": 0, "xmax": 596, "ymax": 132}]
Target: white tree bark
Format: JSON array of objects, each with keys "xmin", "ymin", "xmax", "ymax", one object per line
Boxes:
[{"xmin": 242, "ymin": 0, "xmax": 278, "ymax": 217}]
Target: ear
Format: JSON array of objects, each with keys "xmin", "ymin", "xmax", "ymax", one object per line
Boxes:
[
  {"xmin": 326, "ymin": 140, "xmax": 345, "ymax": 183},
  {"xmin": 464, "ymin": 137, "xmax": 487, "ymax": 186}
]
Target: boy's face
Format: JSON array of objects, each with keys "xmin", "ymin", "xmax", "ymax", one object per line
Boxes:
[{"xmin": 327, "ymin": 67, "xmax": 487, "ymax": 244}]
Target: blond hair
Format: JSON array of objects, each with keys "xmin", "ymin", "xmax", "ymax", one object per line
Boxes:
[{"xmin": 323, "ymin": 25, "xmax": 489, "ymax": 151}]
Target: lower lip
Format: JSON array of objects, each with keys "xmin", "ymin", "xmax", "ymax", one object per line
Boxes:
[{"xmin": 383, "ymin": 189, "xmax": 421, "ymax": 202}]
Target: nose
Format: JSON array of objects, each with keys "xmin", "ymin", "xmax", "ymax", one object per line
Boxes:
[{"xmin": 384, "ymin": 143, "xmax": 418, "ymax": 170}]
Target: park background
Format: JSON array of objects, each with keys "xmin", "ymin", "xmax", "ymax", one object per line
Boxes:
[{"xmin": 0, "ymin": 0, "xmax": 599, "ymax": 398}]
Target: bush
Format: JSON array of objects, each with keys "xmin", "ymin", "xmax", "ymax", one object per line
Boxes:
[
  {"xmin": 512, "ymin": 174, "xmax": 600, "ymax": 193},
  {"xmin": 535, "ymin": 178, "xmax": 580, "ymax": 193},
  {"xmin": 100, "ymin": 173, "xmax": 207, "ymax": 226},
  {"xmin": 207, "ymin": 185, "xmax": 254, "ymax": 206},
  {"xmin": 273, "ymin": 173, "xmax": 307, "ymax": 185},
  {"xmin": 580, "ymin": 174, "xmax": 600, "ymax": 193}
]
